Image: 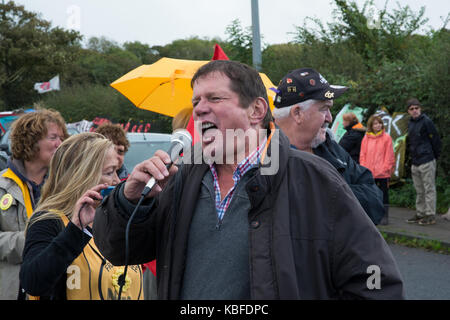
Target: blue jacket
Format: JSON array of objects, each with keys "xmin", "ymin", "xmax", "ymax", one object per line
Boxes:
[{"xmin": 312, "ymin": 133, "xmax": 385, "ymax": 225}]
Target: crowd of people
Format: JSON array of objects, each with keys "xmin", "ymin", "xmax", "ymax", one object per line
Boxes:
[{"xmin": 0, "ymin": 59, "xmax": 442, "ymax": 300}]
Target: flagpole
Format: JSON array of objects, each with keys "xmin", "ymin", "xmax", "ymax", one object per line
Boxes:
[{"xmin": 251, "ymin": 0, "xmax": 262, "ymax": 71}]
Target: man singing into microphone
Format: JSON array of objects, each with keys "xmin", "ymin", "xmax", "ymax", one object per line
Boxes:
[{"xmin": 92, "ymin": 60, "xmax": 404, "ymax": 299}]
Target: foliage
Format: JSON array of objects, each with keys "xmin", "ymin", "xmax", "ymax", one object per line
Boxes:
[
  {"xmin": 380, "ymin": 231, "xmax": 450, "ymax": 255},
  {"xmin": 123, "ymin": 41, "xmax": 160, "ymax": 64},
  {"xmin": 38, "ymin": 84, "xmax": 172, "ymax": 132},
  {"xmin": 156, "ymin": 36, "xmax": 225, "ymax": 60},
  {"xmin": 262, "ymin": 43, "xmax": 303, "ymax": 84},
  {"xmin": 0, "ymin": 1, "xmax": 82, "ymax": 108},
  {"xmin": 224, "ymin": 19, "xmax": 253, "ymax": 66},
  {"xmin": 76, "ymin": 47, "xmax": 141, "ymax": 86},
  {"xmin": 292, "ymin": 0, "xmax": 429, "ymax": 69},
  {"xmin": 389, "ymin": 178, "xmax": 450, "ymax": 214}
]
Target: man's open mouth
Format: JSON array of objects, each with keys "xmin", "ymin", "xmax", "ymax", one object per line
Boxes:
[{"xmin": 201, "ymin": 122, "xmax": 217, "ymax": 135}]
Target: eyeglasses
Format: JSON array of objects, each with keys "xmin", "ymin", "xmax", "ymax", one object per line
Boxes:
[{"xmin": 408, "ymin": 106, "xmax": 420, "ymax": 111}]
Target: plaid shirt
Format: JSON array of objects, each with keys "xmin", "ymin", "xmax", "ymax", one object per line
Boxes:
[{"xmin": 209, "ymin": 137, "xmax": 267, "ymax": 222}]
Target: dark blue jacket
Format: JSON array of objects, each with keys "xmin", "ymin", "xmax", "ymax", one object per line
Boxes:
[
  {"xmin": 408, "ymin": 114, "xmax": 441, "ymax": 166},
  {"xmin": 312, "ymin": 133, "xmax": 385, "ymax": 225}
]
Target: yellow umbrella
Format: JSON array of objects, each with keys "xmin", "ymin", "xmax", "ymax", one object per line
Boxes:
[{"xmin": 110, "ymin": 57, "xmax": 276, "ymax": 118}]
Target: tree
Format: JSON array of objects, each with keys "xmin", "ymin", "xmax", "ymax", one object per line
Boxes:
[
  {"xmin": 0, "ymin": 1, "xmax": 82, "ymax": 108},
  {"xmin": 261, "ymin": 43, "xmax": 302, "ymax": 83},
  {"xmin": 224, "ymin": 19, "xmax": 253, "ymax": 65},
  {"xmin": 86, "ymin": 36, "xmax": 120, "ymax": 54},
  {"xmin": 292, "ymin": 0, "xmax": 429, "ymax": 69},
  {"xmin": 123, "ymin": 41, "xmax": 160, "ymax": 64},
  {"xmin": 157, "ymin": 36, "xmax": 223, "ymax": 60},
  {"xmin": 65, "ymin": 37, "xmax": 142, "ymax": 86},
  {"xmin": 39, "ymin": 83, "xmax": 172, "ymax": 132}
]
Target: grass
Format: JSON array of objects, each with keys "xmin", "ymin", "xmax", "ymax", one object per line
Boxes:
[{"xmin": 380, "ymin": 231, "xmax": 450, "ymax": 255}]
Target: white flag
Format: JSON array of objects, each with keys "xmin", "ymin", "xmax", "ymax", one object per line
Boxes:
[{"xmin": 34, "ymin": 75, "xmax": 60, "ymax": 94}]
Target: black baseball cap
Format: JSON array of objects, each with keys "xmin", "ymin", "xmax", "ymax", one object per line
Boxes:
[{"xmin": 273, "ymin": 68, "xmax": 348, "ymax": 108}]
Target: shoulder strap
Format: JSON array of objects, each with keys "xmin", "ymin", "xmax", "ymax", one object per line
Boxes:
[{"xmin": 2, "ymin": 168, "xmax": 33, "ymax": 217}]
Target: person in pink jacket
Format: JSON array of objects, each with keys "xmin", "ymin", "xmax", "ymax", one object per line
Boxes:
[{"xmin": 360, "ymin": 115, "xmax": 395, "ymax": 225}]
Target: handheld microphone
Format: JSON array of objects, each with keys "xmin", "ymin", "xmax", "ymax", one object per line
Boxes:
[{"xmin": 141, "ymin": 129, "xmax": 192, "ymax": 197}]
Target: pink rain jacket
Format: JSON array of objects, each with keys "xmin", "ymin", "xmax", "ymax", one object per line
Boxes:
[{"xmin": 360, "ymin": 130, "xmax": 395, "ymax": 179}]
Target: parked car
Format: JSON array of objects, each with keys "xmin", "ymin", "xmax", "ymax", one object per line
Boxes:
[{"xmin": 124, "ymin": 132, "xmax": 172, "ymax": 172}]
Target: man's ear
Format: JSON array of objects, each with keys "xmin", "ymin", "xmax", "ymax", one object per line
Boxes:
[
  {"xmin": 290, "ymin": 105, "xmax": 303, "ymax": 125},
  {"xmin": 248, "ymin": 97, "xmax": 269, "ymax": 126}
]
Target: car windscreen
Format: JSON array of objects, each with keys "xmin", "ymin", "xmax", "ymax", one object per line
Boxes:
[{"xmin": 124, "ymin": 140, "xmax": 173, "ymax": 172}]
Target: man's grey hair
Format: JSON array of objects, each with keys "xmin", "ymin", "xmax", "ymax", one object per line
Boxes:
[{"xmin": 272, "ymin": 99, "xmax": 318, "ymax": 120}]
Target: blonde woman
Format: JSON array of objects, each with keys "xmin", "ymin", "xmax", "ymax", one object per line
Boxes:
[{"xmin": 19, "ymin": 133, "xmax": 143, "ymax": 300}]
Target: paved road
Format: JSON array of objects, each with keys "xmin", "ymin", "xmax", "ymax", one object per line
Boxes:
[{"xmin": 389, "ymin": 243, "xmax": 450, "ymax": 300}]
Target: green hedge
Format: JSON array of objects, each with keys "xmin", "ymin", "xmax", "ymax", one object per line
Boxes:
[{"xmin": 389, "ymin": 177, "xmax": 450, "ymax": 214}]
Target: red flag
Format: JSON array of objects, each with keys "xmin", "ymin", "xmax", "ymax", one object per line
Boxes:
[
  {"xmin": 142, "ymin": 260, "xmax": 157, "ymax": 276},
  {"xmin": 211, "ymin": 44, "xmax": 229, "ymax": 61},
  {"xmin": 186, "ymin": 114, "xmax": 200, "ymax": 145}
]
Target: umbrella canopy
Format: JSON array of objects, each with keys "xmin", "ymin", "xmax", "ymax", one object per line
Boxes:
[{"xmin": 111, "ymin": 57, "xmax": 276, "ymax": 118}]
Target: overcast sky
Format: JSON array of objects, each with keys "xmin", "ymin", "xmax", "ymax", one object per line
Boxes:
[{"xmin": 13, "ymin": 0, "xmax": 450, "ymax": 47}]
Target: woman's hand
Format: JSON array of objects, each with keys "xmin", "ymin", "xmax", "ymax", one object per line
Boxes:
[{"xmin": 71, "ymin": 183, "xmax": 108, "ymax": 229}]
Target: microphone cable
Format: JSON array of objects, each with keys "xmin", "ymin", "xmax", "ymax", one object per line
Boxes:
[
  {"xmin": 117, "ymin": 162, "xmax": 172, "ymax": 300},
  {"xmin": 117, "ymin": 193, "xmax": 146, "ymax": 300}
]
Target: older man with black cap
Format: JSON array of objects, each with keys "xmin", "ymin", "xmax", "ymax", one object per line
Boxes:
[{"xmin": 273, "ymin": 68, "xmax": 385, "ymax": 225}]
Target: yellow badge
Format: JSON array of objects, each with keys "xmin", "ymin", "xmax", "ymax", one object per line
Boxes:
[{"xmin": 0, "ymin": 194, "xmax": 13, "ymax": 210}]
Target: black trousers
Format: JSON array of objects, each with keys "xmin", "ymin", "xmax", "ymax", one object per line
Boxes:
[{"xmin": 375, "ymin": 178, "xmax": 389, "ymax": 205}]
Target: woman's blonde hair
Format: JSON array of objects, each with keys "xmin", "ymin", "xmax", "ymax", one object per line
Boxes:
[
  {"xmin": 28, "ymin": 132, "xmax": 113, "ymax": 229},
  {"xmin": 172, "ymin": 107, "xmax": 193, "ymax": 131}
]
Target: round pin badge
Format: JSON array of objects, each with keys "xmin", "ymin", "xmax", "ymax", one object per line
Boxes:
[{"xmin": 0, "ymin": 194, "xmax": 13, "ymax": 211}]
